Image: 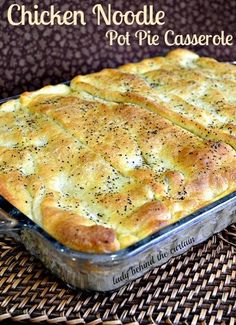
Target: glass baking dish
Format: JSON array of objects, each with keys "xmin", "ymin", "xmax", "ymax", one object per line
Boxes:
[
  {"xmin": 0, "ymin": 91, "xmax": 235, "ymax": 291},
  {"xmin": 0, "ymin": 190, "xmax": 235, "ymax": 291}
]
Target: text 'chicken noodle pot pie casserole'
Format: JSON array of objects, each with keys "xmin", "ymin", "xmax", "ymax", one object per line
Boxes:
[{"xmin": 0, "ymin": 49, "xmax": 235, "ymax": 253}]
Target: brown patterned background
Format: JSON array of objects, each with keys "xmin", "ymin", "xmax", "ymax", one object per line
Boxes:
[{"xmin": 0, "ymin": 0, "xmax": 235, "ymax": 98}]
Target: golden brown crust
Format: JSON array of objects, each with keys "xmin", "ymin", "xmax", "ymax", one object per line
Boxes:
[
  {"xmin": 121, "ymin": 201, "xmax": 171, "ymax": 239},
  {"xmin": 0, "ymin": 172, "xmax": 32, "ymax": 216},
  {"xmin": 71, "ymin": 49, "xmax": 236, "ymax": 149},
  {"xmin": 0, "ymin": 50, "xmax": 235, "ymax": 253},
  {"xmin": 41, "ymin": 204, "xmax": 120, "ymax": 253}
]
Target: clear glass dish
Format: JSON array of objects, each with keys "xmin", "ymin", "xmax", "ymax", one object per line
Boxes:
[
  {"xmin": 0, "ymin": 76, "xmax": 235, "ymax": 291},
  {"xmin": 0, "ymin": 192, "xmax": 235, "ymax": 291}
]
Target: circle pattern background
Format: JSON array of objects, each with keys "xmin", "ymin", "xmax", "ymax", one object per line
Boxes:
[{"xmin": 0, "ymin": 0, "xmax": 235, "ymax": 98}]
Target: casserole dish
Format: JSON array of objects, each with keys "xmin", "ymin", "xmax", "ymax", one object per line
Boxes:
[
  {"xmin": 0, "ymin": 191, "xmax": 235, "ymax": 291},
  {"xmin": 0, "ymin": 50, "xmax": 235, "ymax": 291}
]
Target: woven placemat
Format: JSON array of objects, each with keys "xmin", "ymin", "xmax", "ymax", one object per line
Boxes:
[{"xmin": 0, "ymin": 226, "xmax": 235, "ymax": 325}]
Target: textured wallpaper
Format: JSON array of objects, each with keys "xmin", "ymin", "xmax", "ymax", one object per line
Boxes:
[{"xmin": 0, "ymin": 0, "xmax": 235, "ymax": 98}]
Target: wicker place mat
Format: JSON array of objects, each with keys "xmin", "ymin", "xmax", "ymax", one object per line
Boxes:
[{"xmin": 0, "ymin": 226, "xmax": 235, "ymax": 325}]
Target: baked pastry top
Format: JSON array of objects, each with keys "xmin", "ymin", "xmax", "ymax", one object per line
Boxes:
[
  {"xmin": 0, "ymin": 49, "xmax": 235, "ymax": 253},
  {"xmin": 72, "ymin": 49, "xmax": 236, "ymax": 149}
]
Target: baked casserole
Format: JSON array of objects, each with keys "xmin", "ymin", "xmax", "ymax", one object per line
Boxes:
[{"xmin": 0, "ymin": 49, "xmax": 235, "ymax": 253}]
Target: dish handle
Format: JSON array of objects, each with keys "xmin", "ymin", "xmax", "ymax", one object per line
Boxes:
[{"xmin": 0, "ymin": 207, "xmax": 21, "ymax": 234}]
